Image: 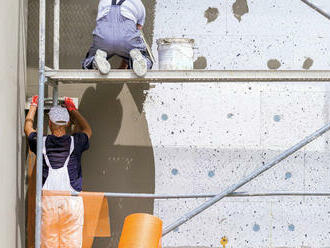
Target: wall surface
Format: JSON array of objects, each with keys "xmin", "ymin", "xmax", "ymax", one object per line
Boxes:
[
  {"xmin": 27, "ymin": 0, "xmax": 157, "ymax": 247},
  {"xmin": 25, "ymin": 0, "xmax": 330, "ymax": 247},
  {"xmin": 0, "ymin": 0, "xmax": 26, "ymax": 247},
  {"xmin": 147, "ymin": 1, "xmax": 330, "ymax": 247}
]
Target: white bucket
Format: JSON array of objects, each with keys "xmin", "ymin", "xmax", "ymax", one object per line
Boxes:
[{"xmin": 157, "ymin": 38, "xmax": 195, "ymax": 70}]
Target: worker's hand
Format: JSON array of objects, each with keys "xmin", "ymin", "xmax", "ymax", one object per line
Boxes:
[
  {"xmin": 137, "ymin": 24, "xmax": 143, "ymax": 30},
  {"xmin": 65, "ymin": 97, "xmax": 77, "ymax": 112},
  {"xmin": 30, "ymin": 95, "xmax": 39, "ymax": 107}
]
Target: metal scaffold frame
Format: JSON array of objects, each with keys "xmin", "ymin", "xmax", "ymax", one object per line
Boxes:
[{"xmin": 35, "ymin": 0, "xmax": 330, "ymax": 247}]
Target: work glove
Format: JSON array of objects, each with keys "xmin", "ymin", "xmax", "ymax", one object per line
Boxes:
[
  {"xmin": 30, "ymin": 95, "xmax": 39, "ymax": 107},
  {"xmin": 64, "ymin": 97, "xmax": 77, "ymax": 112}
]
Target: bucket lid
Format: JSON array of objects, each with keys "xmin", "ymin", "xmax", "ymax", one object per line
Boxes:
[{"xmin": 157, "ymin": 38, "xmax": 195, "ymax": 45}]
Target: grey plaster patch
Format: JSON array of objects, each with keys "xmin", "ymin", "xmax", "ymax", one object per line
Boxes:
[
  {"xmin": 141, "ymin": 0, "xmax": 157, "ymax": 47},
  {"xmin": 204, "ymin": 7, "xmax": 219, "ymax": 23},
  {"xmin": 303, "ymin": 57, "xmax": 314, "ymax": 70},
  {"xmin": 171, "ymin": 168, "xmax": 179, "ymax": 175},
  {"xmin": 232, "ymin": 0, "xmax": 249, "ymax": 22},
  {"xmin": 273, "ymin": 115, "xmax": 281, "ymax": 122},
  {"xmin": 267, "ymin": 59, "xmax": 281, "ymax": 70},
  {"xmin": 161, "ymin": 114, "xmax": 169, "ymax": 121},
  {"xmin": 193, "ymin": 56, "xmax": 208, "ymax": 69},
  {"xmin": 253, "ymin": 223, "xmax": 260, "ymax": 232}
]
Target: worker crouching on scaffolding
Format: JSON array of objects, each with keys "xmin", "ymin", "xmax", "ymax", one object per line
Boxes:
[
  {"xmin": 25, "ymin": 96, "xmax": 92, "ymax": 248},
  {"xmin": 82, "ymin": 0, "xmax": 153, "ymax": 77}
]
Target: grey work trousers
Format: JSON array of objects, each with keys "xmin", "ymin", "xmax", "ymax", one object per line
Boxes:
[{"xmin": 82, "ymin": 5, "xmax": 152, "ymax": 69}]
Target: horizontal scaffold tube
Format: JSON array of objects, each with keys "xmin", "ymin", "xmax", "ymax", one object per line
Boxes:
[
  {"xmin": 45, "ymin": 69, "xmax": 330, "ymax": 83},
  {"xmin": 42, "ymin": 190, "xmax": 330, "ymax": 199}
]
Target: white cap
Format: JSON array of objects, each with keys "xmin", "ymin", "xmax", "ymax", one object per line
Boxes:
[{"xmin": 49, "ymin": 106, "xmax": 70, "ymax": 126}]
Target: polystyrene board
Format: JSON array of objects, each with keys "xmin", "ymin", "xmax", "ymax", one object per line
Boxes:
[{"xmin": 144, "ymin": 83, "xmax": 261, "ymax": 149}]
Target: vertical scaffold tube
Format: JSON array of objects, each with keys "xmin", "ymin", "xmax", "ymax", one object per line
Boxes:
[
  {"xmin": 54, "ymin": 0, "xmax": 60, "ymax": 70},
  {"xmin": 35, "ymin": 0, "xmax": 46, "ymax": 246},
  {"xmin": 53, "ymin": 0, "xmax": 60, "ymax": 106},
  {"xmin": 52, "ymin": 84, "xmax": 58, "ymax": 106}
]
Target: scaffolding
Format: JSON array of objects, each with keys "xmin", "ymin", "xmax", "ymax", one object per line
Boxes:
[{"xmin": 35, "ymin": 0, "xmax": 330, "ymax": 247}]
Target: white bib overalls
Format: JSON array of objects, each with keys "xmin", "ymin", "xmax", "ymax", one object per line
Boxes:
[{"xmin": 41, "ymin": 136, "xmax": 84, "ymax": 248}]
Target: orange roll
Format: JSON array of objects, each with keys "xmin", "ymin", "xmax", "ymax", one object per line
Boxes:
[{"xmin": 118, "ymin": 213, "xmax": 163, "ymax": 248}]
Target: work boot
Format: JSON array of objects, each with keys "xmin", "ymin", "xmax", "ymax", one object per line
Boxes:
[
  {"xmin": 93, "ymin": 49, "xmax": 111, "ymax": 75},
  {"xmin": 129, "ymin": 49, "xmax": 148, "ymax": 77}
]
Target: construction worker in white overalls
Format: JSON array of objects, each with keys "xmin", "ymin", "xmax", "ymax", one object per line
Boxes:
[
  {"xmin": 25, "ymin": 96, "xmax": 92, "ymax": 247},
  {"xmin": 82, "ymin": 0, "xmax": 153, "ymax": 77}
]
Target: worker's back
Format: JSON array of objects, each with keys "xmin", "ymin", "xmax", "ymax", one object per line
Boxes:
[
  {"xmin": 96, "ymin": 0, "xmax": 146, "ymax": 25},
  {"xmin": 28, "ymin": 132, "xmax": 89, "ymax": 192}
]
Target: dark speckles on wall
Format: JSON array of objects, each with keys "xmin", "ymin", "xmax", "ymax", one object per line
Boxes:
[
  {"xmin": 194, "ymin": 56, "xmax": 208, "ymax": 69},
  {"xmin": 303, "ymin": 57, "xmax": 314, "ymax": 70},
  {"xmin": 204, "ymin": 7, "xmax": 219, "ymax": 23},
  {"xmin": 232, "ymin": 0, "xmax": 249, "ymax": 22},
  {"xmin": 227, "ymin": 113, "xmax": 234, "ymax": 119},
  {"xmin": 267, "ymin": 59, "xmax": 281, "ymax": 70}
]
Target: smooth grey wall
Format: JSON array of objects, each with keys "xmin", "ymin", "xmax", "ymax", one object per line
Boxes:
[{"xmin": 0, "ymin": 0, "xmax": 26, "ymax": 247}]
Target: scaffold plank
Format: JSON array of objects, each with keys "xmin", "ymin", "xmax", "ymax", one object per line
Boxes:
[{"xmin": 45, "ymin": 69, "xmax": 330, "ymax": 83}]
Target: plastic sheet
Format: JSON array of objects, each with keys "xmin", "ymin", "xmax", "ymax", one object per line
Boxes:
[
  {"xmin": 79, "ymin": 192, "xmax": 111, "ymax": 248},
  {"xmin": 118, "ymin": 213, "xmax": 162, "ymax": 248}
]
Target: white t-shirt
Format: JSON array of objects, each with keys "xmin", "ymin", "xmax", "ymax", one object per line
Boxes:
[{"xmin": 96, "ymin": 0, "xmax": 146, "ymax": 26}]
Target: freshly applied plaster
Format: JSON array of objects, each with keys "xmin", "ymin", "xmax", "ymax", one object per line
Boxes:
[
  {"xmin": 303, "ymin": 57, "xmax": 314, "ymax": 69},
  {"xmin": 232, "ymin": 0, "xmax": 249, "ymax": 22},
  {"xmin": 193, "ymin": 56, "xmax": 208, "ymax": 69},
  {"xmin": 267, "ymin": 59, "xmax": 282, "ymax": 70},
  {"xmin": 204, "ymin": 7, "xmax": 219, "ymax": 23}
]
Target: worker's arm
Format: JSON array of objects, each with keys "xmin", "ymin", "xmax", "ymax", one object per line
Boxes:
[
  {"xmin": 65, "ymin": 97, "xmax": 92, "ymax": 139},
  {"xmin": 70, "ymin": 110, "xmax": 92, "ymax": 138},
  {"xmin": 24, "ymin": 96, "xmax": 38, "ymax": 137}
]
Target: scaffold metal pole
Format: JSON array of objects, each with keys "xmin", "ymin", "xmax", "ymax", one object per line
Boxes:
[
  {"xmin": 300, "ymin": 0, "xmax": 330, "ymax": 20},
  {"xmin": 35, "ymin": 0, "xmax": 46, "ymax": 246},
  {"xmin": 54, "ymin": 0, "xmax": 60, "ymax": 70},
  {"xmin": 162, "ymin": 122, "xmax": 330, "ymax": 236},
  {"xmin": 52, "ymin": 0, "xmax": 60, "ymax": 106},
  {"xmin": 67, "ymin": 191, "xmax": 330, "ymax": 199},
  {"xmin": 44, "ymin": 69, "xmax": 330, "ymax": 84}
]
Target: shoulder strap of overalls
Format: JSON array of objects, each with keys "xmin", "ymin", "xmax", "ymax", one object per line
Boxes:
[
  {"xmin": 42, "ymin": 136, "xmax": 52, "ymax": 168},
  {"xmin": 118, "ymin": 0, "xmax": 127, "ymax": 5},
  {"xmin": 112, "ymin": 0, "xmax": 126, "ymax": 5}
]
